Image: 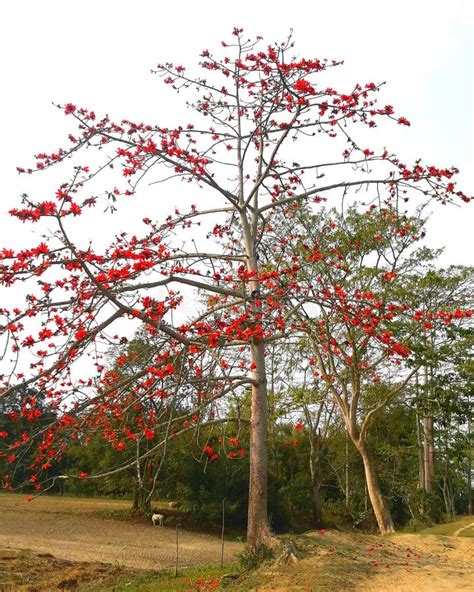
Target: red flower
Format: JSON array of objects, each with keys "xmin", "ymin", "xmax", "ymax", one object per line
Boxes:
[
  {"xmin": 294, "ymin": 79, "xmax": 316, "ymax": 95},
  {"xmin": 39, "ymin": 328, "xmax": 53, "ymax": 341},
  {"xmin": 75, "ymin": 328, "xmax": 88, "ymax": 340},
  {"xmin": 69, "ymin": 203, "xmax": 82, "ymax": 216}
]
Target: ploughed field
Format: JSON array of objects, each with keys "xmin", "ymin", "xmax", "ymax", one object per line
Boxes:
[{"xmin": 0, "ymin": 493, "xmax": 242, "ymax": 571}]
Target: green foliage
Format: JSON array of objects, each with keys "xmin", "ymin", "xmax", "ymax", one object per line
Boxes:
[
  {"xmin": 412, "ymin": 490, "xmax": 447, "ymax": 524},
  {"xmin": 83, "ymin": 565, "xmax": 230, "ymax": 592},
  {"xmin": 237, "ymin": 544, "xmax": 274, "ymax": 571}
]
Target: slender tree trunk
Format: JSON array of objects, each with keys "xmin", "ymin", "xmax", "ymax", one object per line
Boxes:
[
  {"xmin": 132, "ymin": 479, "xmax": 151, "ymax": 516},
  {"xmin": 442, "ymin": 471, "xmax": 455, "ymax": 519},
  {"xmin": 429, "ymin": 421, "xmax": 435, "ymax": 484},
  {"xmin": 310, "ymin": 473, "xmax": 322, "ymax": 527},
  {"xmin": 441, "ymin": 475, "xmax": 450, "ymax": 518},
  {"xmin": 429, "ymin": 366, "xmax": 436, "ymax": 482},
  {"xmin": 415, "ymin": 372, "xmax": 424, "ymax": 490},
  {"xmin": 424, "ymin": 416, "xmax": 434, "ymax": 493},
  {"xmin": 357, "ymin": 440, "xmax": 395, "ymax": 534},
  {"xmin": 309, "ymin": 438, "xmax": 323, "ymax": 527},
  {"xmin": 345, "ymin": 429, "xmax": 350, "ymax": 512},
  {"xmin": 468, "ymin": 413, "xmax": 472, "ymax": 515},
  {"xmin": 415, "ymin": 412, "xmax": 424, "ymax": 490},
  {"xmin": 132, "ymin": 441, "xmax": 151, "ymax": 516},
  {"xmin": 468, "ymin": 475, "xmax": 473, "ymax": 516},
  {"xmin": 423, "ymin": 363, "xmax": 435, "ymax": 493}
]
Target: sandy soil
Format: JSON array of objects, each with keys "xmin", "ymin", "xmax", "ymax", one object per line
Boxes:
[
  {"xmin": 357, "ymin": 533, "xmax": 474, "ymax": 592},
  {"xmin": 245, "ymin": 529, "xmax": 474, "ymax": 592},
  {"xmin": 0, "ymin": 494, "xmax": 242, "ymax": 571}
]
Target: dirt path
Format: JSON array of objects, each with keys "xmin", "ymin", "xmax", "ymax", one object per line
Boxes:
[
  {"xmin": 357, "ymin": 533, "xmax": 474, "ymax": 592},
  {"xmin": 0, "ymin": 494, "xmax": 242, "ymax": 570},
  {"xmin": 454, "ymin": 522, "xmax": 474, "ymax": 537},
  {"xmin": 242, "ymin": 529, "xmax": 474, "ymax": 592}
]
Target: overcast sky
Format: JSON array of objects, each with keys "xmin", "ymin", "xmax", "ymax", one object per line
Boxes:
[{"xmin": 1, "ymin": 0, "xmax": 473, "ymax": 266}]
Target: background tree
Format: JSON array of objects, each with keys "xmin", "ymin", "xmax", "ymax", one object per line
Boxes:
[
  {"xmin": 401, "ymin": 267, "xmax": 473, "ymax": 502},
  {"xmin": 281, "ymin": 206, "xmax": 472, "ymax": 533}
]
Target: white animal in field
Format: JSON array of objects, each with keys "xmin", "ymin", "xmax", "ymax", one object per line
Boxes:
[
  {"xmin": 168, "ymin": 501, "xmax": 180, "ymax": 509},
  {"xmin": 151, "ymin": 513, "xmax": 164, "ymax": 526}
]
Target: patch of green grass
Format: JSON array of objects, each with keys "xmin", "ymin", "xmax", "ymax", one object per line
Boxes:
[
  {"xmin": 459, "ymin": 525, "xmax": 474, "ymax": 537},
  {"xmin": 420, "ymin": 515, "xmax": 474, "ymax": 536},
  {"xmin": 93, "ymin": 508, "xmax": 137, "ymax": 522},
  {"xmin": 82, "ymin": 564, "xmax": 235, "ymax": 591}
]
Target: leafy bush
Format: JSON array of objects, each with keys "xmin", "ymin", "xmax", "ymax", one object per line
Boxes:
[{"xmin": 238, "ymin": 544, "xmax": 274, "ymax": 571}]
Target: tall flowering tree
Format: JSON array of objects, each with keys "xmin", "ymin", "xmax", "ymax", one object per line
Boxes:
[
  {"xmin": 0, "ymin": 29, "xmax": 470, "ymax": 551},
  {"xmin": 275, "ymin": 206, "xmax": 473, "ymax": 533}
]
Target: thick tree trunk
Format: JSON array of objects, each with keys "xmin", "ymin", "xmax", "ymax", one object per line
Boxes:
[
  {"xmin": 241, "ymin": 209, "xmax": 276, "ymax": 553},
  {"xmin": 240, "ymin": 210, "xmax": 283, "ymax": 554},
  {"xmin": 357, "ymin": 441, "xmax": 395, "ymax": 534},
  {"xmin": 247, "ymin": 339, "xmax": 273, "ymax": 551}
]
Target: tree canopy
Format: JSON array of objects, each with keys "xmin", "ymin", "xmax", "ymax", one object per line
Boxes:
[{"xmin": 0, "ymin": 29, "xmax": 472, "ymax": 551}]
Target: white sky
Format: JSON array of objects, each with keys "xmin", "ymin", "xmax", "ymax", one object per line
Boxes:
[{"xmin": 1, "ymin": 0, "xmax": 473, "ymax": 266}]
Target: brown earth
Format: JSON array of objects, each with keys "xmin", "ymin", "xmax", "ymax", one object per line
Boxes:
[
  {"xmin": 1, "ymin": 494, "xmax": 473, "ymax": 591},
  {"xmin": 0, "ymin": 548, "xmax": 138, "ymax": 591},
  {"xmin": 242, "ymin": 529, "xmax": 474, "ymax": 592},
  {"xmin": 0, "ymin": 494, "xmax": 242, "ymax": 571}
]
